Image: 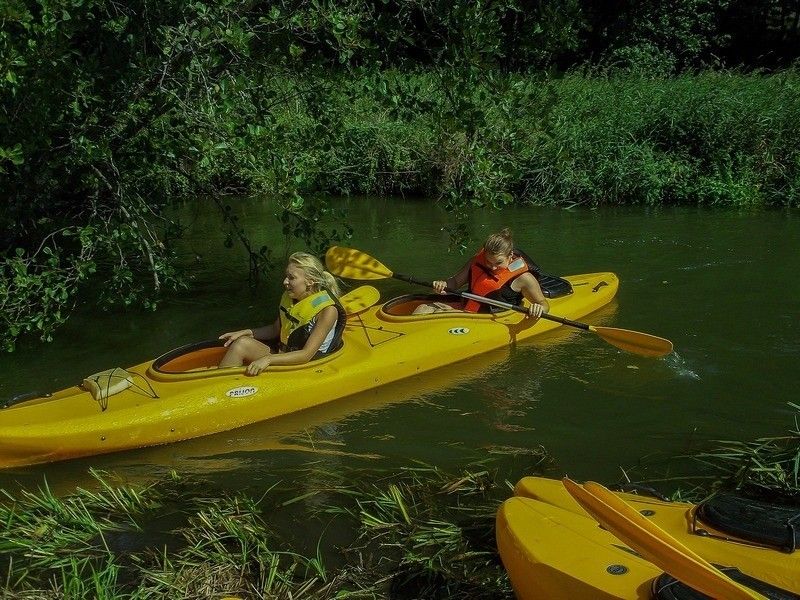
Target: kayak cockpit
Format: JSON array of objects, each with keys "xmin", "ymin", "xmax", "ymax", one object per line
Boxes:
[
  {"xmin": 379, "ymin": 272, "xmax": 575, "ymax": 319},
  {"xmin": 147, "ymin": 338, "xmax": 344, "ymax": 382},
  {"xmin": 695, "ymin": 492, "xmax": 800, "ymax": 552},
  {"xmin": 380, "ymin": 294, "xmax": 466, "ymax": 317},
  {"xmin": 151, "ymin": 339, "xmax": 228, "ymax": 373},
  {"xmin": 149, "ymin": 299, "xmax": 348, "ymax": 376}
]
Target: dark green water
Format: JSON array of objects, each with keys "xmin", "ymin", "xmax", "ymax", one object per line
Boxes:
[{"xmin": 1, "ymin": 198, "xmax": 799, "ymax": 495}]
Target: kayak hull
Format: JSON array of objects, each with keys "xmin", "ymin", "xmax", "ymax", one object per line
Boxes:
[
  {"xmin": 497, "ymin": 477, "xmax": 800, "ymax": 599},
  {"xmin": 497, "ymin": 496, "xmax": 661, "ymax": 600},
  {"xmin": 0, "ymin": 273, "xmax": 617, "ymax": 468}
]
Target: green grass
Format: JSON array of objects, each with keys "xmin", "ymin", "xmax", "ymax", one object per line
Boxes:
[
  {"xmin": 226, "ymin": 69, "xmax": 800, "ymax": 209},
  {"xmin": 690, "ymin": 402, "xmax": 800, "ymax": 500},
  {"xmin": 3, "ymin": 407, "xmax": 800, "ymax": 599},
  {"xmin": 0, "ymin": 463, "xmax": 520, "ymax": 599}
]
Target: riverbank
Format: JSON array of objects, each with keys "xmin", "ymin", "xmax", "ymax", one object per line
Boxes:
[
  {"xmin": 2, "ymin": 464, "xmax": 519, "ymax": 599},
  {"xmin": 3, "ymin": 408, "xmax": 798, "ymax": 599}
]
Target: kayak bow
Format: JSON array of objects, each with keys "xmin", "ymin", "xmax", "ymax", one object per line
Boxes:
[{"xmin": 497, "ymin": 477, "xmax": 800, "ymax": 600}]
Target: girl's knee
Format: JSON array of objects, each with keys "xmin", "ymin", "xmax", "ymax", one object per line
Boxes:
[{"xmin": 231, "ymin": 337, "xmax": 271, "ymax": 361}]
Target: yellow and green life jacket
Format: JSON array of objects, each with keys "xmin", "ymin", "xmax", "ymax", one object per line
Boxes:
[{"xmin": 278, "ymin": 290, "xmax": 338, "ymax": 352}]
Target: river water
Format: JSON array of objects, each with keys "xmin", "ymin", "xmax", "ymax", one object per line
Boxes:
[{"xmin": 1, "ymin": 197, "xmax": 799, "ymax": 496}]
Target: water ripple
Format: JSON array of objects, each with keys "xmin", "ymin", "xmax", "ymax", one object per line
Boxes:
[{"xmin": 664, "ymin": 352, "xmax": 702, "ymax": 380}]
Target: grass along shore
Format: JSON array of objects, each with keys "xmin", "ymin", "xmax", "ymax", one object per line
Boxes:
[
  {"xmin": 1, "ymin": 464, "xmax": 522, "ymax": 600},
  {"xmin": 3, "ymin": 408, "xmax": 800, "ymax": 600}
]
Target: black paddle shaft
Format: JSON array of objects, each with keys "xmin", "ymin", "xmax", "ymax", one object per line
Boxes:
[{"xmin": 392, "ymin": 272, "xmax": 591, "ymax": 331}]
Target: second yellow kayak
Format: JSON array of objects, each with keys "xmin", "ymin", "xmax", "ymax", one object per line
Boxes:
[{"xmin": 497, "ymin": 477, "xmax": 800, "ymax": 599}]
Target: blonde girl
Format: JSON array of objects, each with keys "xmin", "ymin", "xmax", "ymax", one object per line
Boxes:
[{"xmin": 219, "ymin": 252, "xmax": 343, "ymax": 375}]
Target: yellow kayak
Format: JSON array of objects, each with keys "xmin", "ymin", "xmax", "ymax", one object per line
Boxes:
[
  {"xmin": 0, "ymin": 272, "xmax": 618, "ymax": 468},
  {"xmin": 497, "ymin": 477, "xmax": 800, "ymax": 599}
]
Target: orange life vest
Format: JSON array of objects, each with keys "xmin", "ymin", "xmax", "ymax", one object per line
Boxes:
[{"xmin": 465, "ymin": 249, "xmax": 529, "ymax": 312}]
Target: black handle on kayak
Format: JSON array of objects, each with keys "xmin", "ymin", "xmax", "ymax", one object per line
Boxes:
[{"xmin": 392, "ymin": 272, "xmax": 579, "ymax": 327}]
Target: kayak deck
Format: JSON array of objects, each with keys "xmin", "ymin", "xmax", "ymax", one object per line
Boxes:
[{"xmin": 497, "ymin": 496, "xmax": 661, "ymax": 600}]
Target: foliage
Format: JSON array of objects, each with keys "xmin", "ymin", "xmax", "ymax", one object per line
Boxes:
[
  {"xmin": 721, "ymin": 0, "xmax": 800, "ymax": 68},
  {"xmin": 291, "ymin": 70, "xmax": 800, "ymax": 210},
  {"xmin": 538, "ymin": 71, "xmax": 800, "ymax": 207},
  {"xmin": 584, "ymin": 0, "xmax": 731, "ymax": 75},
  {"xmin": 2, "ymin": 0, "xmax": 799, "ymax": 349},
  {"xmin": 581, "ymin": 0, "xmax": 800, "ymax": 72},
  {"xmin": 0, "ymin": 0, "xmax": 362, "ymax": 348}
]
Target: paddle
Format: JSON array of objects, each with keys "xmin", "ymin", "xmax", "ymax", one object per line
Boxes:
[
  {"xmin": 325, "ymin": 246, "xmax": 673, "ymax": 358},
  {"xmin": 562, "ymin": 478, "xmax": 766, "ymax": 600},
  {"xmin": 340, "ymin": 285, "xmax": 380, "ymax": 316}
]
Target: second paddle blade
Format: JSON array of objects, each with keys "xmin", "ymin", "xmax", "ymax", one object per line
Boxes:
[{"xmin": 325, "ymin": 246, "xmax": 394, "ymax": 280}]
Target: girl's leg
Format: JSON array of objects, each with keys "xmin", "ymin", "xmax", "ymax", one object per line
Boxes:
[
  {"xmin": 219, "ymin": 337, "xmax": 271, "ymax": 367},
  {"xmin": 412, "ymin": 301, "xmax": 459, "ymax": 315}
]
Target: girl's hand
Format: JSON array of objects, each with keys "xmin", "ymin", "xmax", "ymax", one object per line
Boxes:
[
  {"xmin": 527, "ymin": 303, "xmax": 545, "ymax": 319},
  {"xmin": 433, "ymin": 280, "xmax": 448, "ymax": 294},
  {"xmin": 246, "ymin": 355, "xmax": 271, "ymax": 376},
  {"xmin": 219, "ymin": 329, "xmax": 253, "ymax": 347}
]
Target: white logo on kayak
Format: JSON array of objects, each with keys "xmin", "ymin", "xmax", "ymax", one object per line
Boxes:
[
  {"xmin": 448, "ymin": 327, "xmax": 470, "ymax": 335},
  {"xmin": 225, "ymin": 386, "xmax": 259, "ymax": 398}
]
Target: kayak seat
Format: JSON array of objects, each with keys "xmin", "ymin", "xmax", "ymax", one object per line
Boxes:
[
  {"xmin": 514, "ymin": 249, "xmax": 573, "ymax": 299},
  {"xmin": 695, "ymin": 492, "xmax": 800, "ymax": 552},
  {"xmin": 652, "ymin": 567, "xmax": 800, "ymax": 600},
  {"xmin": 153, "ymin": 340, "xmax": 229, "ymax": 373}
]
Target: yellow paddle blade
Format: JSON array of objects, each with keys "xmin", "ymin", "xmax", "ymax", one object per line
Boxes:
[
  {"xmin": 563, "ymin": 479, "xmax": 765, "ymax": 600},
  {"xmin": 339, "ymin": 285, "xmax": 380, "ymax": 316},
  {"xmin": 591, "ymin": 326, "xmax": 673, "ymax": 357},
  {"xmin": 325, "ymin": 246, "xmax": 394, "ymax": 280}
]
